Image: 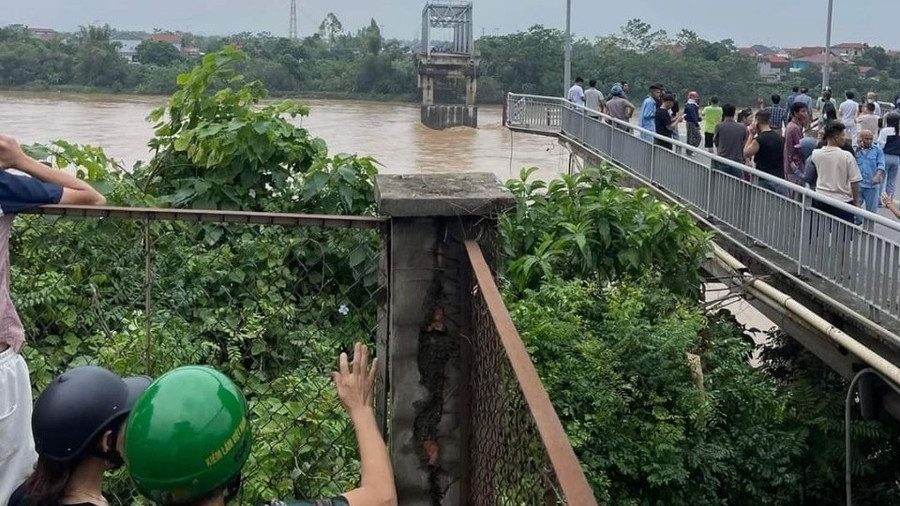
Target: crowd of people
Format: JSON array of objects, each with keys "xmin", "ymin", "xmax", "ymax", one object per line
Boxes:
[
  {"xmin": 0, "ymin": 136, "xmax": 397, "ymax": 506},
  {"xmin": 566, "ymin": 77, "xmax": 900, "ymax": 224}
]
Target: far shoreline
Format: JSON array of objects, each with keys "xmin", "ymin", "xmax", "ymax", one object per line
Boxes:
[{"xmin": 0, "ymin": 85, "xmax": 507, "ymax": 106}]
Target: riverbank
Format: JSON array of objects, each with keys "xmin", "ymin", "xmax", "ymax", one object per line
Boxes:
[{"xmin": 0, "ymin": 84, "xmax": 506, "ymax": 105}]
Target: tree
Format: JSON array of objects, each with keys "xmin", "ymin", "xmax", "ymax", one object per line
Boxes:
[
  {"xmin": 618, "ymin": 18, "xmax": 669, "ymax": 53},
  {"xmin": 861, "ymin": 45, "xmax": 891, "ymax": 71},
  {"xmin": 318, "ymin": 13, "xmax": 343, "ymax": 45},
  {"xmin": 73, "ymin": 24, "xmax": 128, "ymax": 88},
  {"xmin": 136, "ymin": 40, "xmax": 182, "ymax": 66}
]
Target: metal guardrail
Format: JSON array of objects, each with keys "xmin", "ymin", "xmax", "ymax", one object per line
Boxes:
[
  {"xmin": 506, "ymin": 92, "xmax": 900, "ymax": 328},
  {"xmin": 466, "ymin": 238, "xmax": 598, "ymax": 506}
]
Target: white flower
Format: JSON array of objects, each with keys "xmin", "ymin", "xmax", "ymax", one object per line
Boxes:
[{"xmin": 338, "ymin": 304, "xmax": 350, "ymax": 315}]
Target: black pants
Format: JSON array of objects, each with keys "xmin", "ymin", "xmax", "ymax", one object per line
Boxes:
[{"xmin": 812, "ymin": 198, "xmax": 855, "ymax": 224}]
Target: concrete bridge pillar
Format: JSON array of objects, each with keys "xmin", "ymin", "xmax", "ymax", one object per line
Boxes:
[
  {"xmin": 420, "ymin": 75, "xmax": 435, "ymax": 107},
  {"xmin": 375, "ymin": 173, "xmax": 514, "ymax": 506},
  {"xmin": 465, "ymin": 77, "xmax": 477, "ymax": 107}
]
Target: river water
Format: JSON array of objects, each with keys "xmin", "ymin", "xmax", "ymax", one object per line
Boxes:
[
  {"xmin": 0, "ymin": 90, "xmax": 773, "ymax": 334},
  {"xmin": 0, "ymin": 91, "xmax": 568, "ymax": 181}
]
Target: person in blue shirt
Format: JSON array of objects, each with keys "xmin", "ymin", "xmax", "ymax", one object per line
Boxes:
[
  {"xmin": 855, "ymin": 129, "xmax": 886, "ymax": 217},
  {"xmin": 640, "ymin": 83, "xmax": 664, "ymax": 142}
]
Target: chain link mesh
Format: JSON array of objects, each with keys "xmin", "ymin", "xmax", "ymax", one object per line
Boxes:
[
  {"xmin": 467, "ymin": 232, "xmax": 569, "ymax": 506},
  {"xmin": 12, "ymin": 210, "xmax": 387, "ymax": 506}
]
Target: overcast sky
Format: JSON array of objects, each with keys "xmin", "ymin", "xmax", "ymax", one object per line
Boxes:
[{"xmin": 3, "ymin": 0, "xmax": 896, "ymax": 49}]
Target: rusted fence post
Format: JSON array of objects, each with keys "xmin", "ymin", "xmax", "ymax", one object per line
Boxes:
[{"xmin": 375, "ymin": 173, "xmax": 513, "ymax": 506}]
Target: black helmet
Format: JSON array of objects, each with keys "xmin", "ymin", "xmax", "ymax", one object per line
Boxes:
[{"xmin": 32, "ymin": 366, "xmax": 151, "ymax": 461}]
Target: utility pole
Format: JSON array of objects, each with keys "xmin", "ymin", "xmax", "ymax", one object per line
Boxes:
[
  {"xmin": 289, "ymin": 0, "xmax": 298, "ymax": 39},
  {"xmin": 823, "ymin": 0, "xmax": 834, "ymax": 89},
  {"xmin": 564, "ymin": 0, "xmax": 571, "ymax": 97}
]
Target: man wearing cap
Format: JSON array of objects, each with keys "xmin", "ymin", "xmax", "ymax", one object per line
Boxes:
[
  {"xmin": 0, "ymin": 134, "xmax": 107, "ymax": 506},
  {"xmin": 640, "ymin": 83, "xmax": 664, "ymax": 142},
  {"xmin": 606, "ymin": 85, "xmax": 634, "ymax": 131},
  {"xmin": 684, "ymin": 91, "xmax": 702, "ymax": 148}
]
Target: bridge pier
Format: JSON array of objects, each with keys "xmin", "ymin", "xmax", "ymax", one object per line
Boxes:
[
  {"xmin": 417, "ymin": 1, "xmax": 478, "ymax": 130},
  {"xmin": 376, "ymin": 173, "xmax": 513, "ymax": 506}
]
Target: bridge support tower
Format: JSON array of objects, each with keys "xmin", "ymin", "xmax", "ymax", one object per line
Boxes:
[{"xmin": 418, "ymin": 1, "xmax": 478, "ymax": 130}]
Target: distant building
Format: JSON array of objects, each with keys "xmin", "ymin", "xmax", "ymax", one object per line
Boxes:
[
  {"xmin": 181, "ymin": 46, "xmax": 202, "ymax": 57},
  {"xmin": 757, "ymin": 54, "xmax": 790, "ymax": 81},
  {"xmin": 858, "ymin": 66, "xmax": 878, "ymax": 79},
  {"xmin": 782, "ymin": 46, "xmax": 825, "ymax": 60},
  {"xmin": 149, "ymin": 32, "xmax": 183, "ymax": 51},
  {"xmin": 26, "ymin": 27, "xmax": 59, "ymax": 42},
  {"xmin": 113, "ymin": 39, "xmax": 142, "ymax": 63},
  {"xmin": 738, "ymin": 44, "xmax": 775, "ymax": 57},
  {"xmin": 834, "ymin": 42, "xmax": 866, "ymax": 59}
]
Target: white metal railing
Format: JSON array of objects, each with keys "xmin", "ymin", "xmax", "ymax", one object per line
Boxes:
[{"xmin": 506, "ymin": 92, "xmax": 900, "ymax": 326}]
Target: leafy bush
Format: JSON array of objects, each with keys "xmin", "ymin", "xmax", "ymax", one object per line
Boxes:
[
  {"xmin": 501, "ymin": 167, "xmax": 712, "ymax": 298},
  {"xmin": 15, "ymin": 48, "xmax": 382, "ymax": 504},
  {"xmin": 508, "ymin": 277, "xmax": 810, "ymax": 505}
]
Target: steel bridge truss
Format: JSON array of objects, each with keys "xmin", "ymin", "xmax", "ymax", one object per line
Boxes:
[{"xmin": 420, "ymin": 1, "xmax": 474, "ymax": 56}]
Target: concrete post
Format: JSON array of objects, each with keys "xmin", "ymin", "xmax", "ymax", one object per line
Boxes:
[
  {"xmin": 465, "ymin": 77, "xmax": 477, "ymax": 107},
  {"xmin": 423, "ymin": 76, "xmax": 435, "ymax": 106},
  {"xmin": 375, "ymin": 173, "xmax": 514, "ymax": 506}
]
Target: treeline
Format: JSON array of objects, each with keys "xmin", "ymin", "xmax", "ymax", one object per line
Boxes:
[{"xmin": 3, "ymin": 18, "xmax": 900, "ymax": 105}]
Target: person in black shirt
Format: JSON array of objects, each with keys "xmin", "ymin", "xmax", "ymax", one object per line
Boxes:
[
  {"xmin": 654, "ymin": 93, "xmax": 683, "ymax": 150},
  {"xmin": 743, "ymin": 109, "xmax": 786, "ymax": 195}
]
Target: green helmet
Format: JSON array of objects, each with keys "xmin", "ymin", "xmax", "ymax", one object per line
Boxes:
[{"xmin": 124, "ymin": 366, "xmax": 252, "ymax": 505}]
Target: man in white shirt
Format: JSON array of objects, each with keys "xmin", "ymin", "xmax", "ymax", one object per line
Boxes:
[
  {"xmin": 584, "ymin": 79, "xmax": 605, "ymax": 119},
  {"xmin": 866, "ymin": 92, "xmax": 882, "ymax": 117},
  {"xmin": 810, "ymin": 121, "xmax": 861, "ymax": 223},
  {"xmin": 567, "ymin": 77, "xmax": 585, "ymax": 112},
  {"xmin": 840, "ymin": 90, "xmax": 860, "ymax": 146}
]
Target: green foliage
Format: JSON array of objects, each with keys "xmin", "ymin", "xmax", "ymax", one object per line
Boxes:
[
  {"xmin": 759, "ymin": 331, "xmax": 900, "ymax": 505},
  {"xmin": 501, "ymin": 167, "xmax": 712, "ymax": 298},
  {"xmin": 143, "ymin": 46, "xmax": 378, "ymax": 215},
  {"xmin": 500, "ymin": 167, "xmax": 900, "ymax": 504},
  {"xmin": 16, "ymin": 48, "xmax": 383, "ymax": 504},
  {"xmin": 507, "ymin": 277, "xmax": 807, "ymax": 505},
  {"xmin": 136, "ymin": 40, "xmax": 183, "ymax": 66}
]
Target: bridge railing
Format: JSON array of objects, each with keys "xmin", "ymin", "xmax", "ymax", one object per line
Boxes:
[
  {"xmin": 465, "ymin": 238, "xmax": 598, "ymax": 506},
  {"xmin": 506, "ymin": 92, "xmax": 900, "ymax": 333}
]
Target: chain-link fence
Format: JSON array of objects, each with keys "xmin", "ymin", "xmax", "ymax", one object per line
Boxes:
[
  {"xmin": 13, "ymin": 206, "xmax": 388, "ymax": 506},
  {"xmin": 465, "ymin": 239, "xmax": 597, "ymax": 506}
]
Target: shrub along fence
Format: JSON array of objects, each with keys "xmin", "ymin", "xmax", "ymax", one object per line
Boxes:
[{"xmin": 14, "ymin": 205, "xmax": 388, "ymax": 506}]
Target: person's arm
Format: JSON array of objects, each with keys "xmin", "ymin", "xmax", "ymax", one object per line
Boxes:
[
  {"xmin": 713, "ymin": 126, "xmax": 720, "ymax": 148},
  {"xmin": 0, "ymin": 135, "xmax": 105, "ymax": 206},
  {"xmin": 875, "ymin": 149, "xmax": 886, "ymax": 184},
  {"xmin": 625, "ymin": 102, "xmax": 634, "ymax": 118},
  {"xmin": 667, "ymin": 113, "xmax": 683, "ymax": 130},
  {"xmin": 803, "ymin": 158, "xmax": 818, "ymax": 186},
  {"xmin": 882, "ymin": 193, "xmax": 900, "ymax": 218},
  {"xmin": 743, "ymin": 137, "xmax": 759, "ymax": 159},
  {"xmin": 851, "ymin": 181, "xmax": 860, "ymax": 205},
  {"xmin": 334, "ymin": 343, "xmax": 397, "ymax": 506},
  {"xmin": 641, "ymin": 101, "xmax": 654, "ymax": 122},
  {"xmin": 877, "ymin": 128, "xmax": 889, "ymax": 149}
]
